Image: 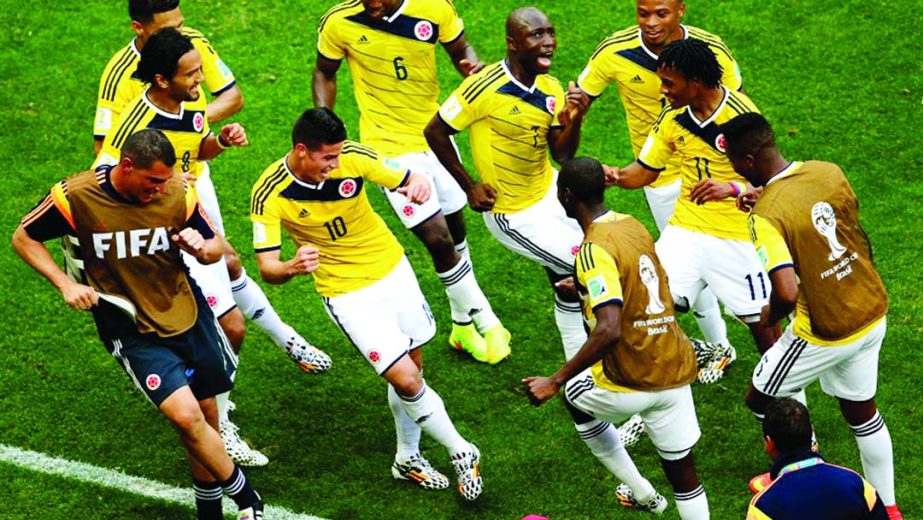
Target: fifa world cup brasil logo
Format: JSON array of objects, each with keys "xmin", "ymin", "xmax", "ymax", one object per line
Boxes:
[
  {"xmin": 639, "ymin": 254, "xmax": 666, "ymax": 315},
  {"xmin": 811, "ymin": 202, "xmax": 847, "ymax": 261}
]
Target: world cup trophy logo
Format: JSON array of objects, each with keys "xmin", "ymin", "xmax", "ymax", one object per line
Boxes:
[
  {"xmin": 811, "ymin": 202, "xmax": 847, "ymax": 261},
  {"xmin": 639, "ymin": 254, "xmax": 666, "ymax": 315}
]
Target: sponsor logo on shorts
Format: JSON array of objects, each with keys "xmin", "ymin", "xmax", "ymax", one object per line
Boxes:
[
  {"xmin": 369, "ymin": 351, "xmax": 381, "ymax": 364},
  {"xmin": 339, "ymin": 179, "xmax": 358, "ymax": 198},
  {"xmin": 206, "ymin": 294, "xmax": 219, "ymax": 308},
  {"xmin": 546, "ymin": 96, "xmax": 556, "ymax": 115},
  {"xmin": 715, "ymin": 133, "xmax": 726, "ymax": 153},
  {"xmin": 414, "ymin": 21, "xmax": 433, "ymax": 40},
  {"xmin": 146, "ymin": 374, "xmax": 161, "ymax": 391},
  {"xmin": 402, "ymin": 204, "xmax": 415, "ymax": 217},
  {"xmin": 193, "ymin": 112, "xmax": 205, "ymax": 133}
]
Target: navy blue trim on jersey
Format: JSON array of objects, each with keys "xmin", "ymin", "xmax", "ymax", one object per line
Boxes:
[
  {"xmin": 768, "ymin": 262, "xmax": 794, "ymax": 276},
  {"xmin": 674, "ymin": 112, "xmax": 725, "ymax": 153},
  {"xmin": 389, "ymin": 169, "xmax": 411, "ymax": 192},
  {"xmin": 497, "ymin": 82, "xmax": 556, "ymax": 115},
  {"xmin": 149, "ymin": 109, "xmax": 208, "ymax": 134},
  {"xmin": 279, "ymin": 176, "xmax": 365, "ymax": 202},
  {"xmin": 436, "ymin": 112, "xmax": 462, "ymax": 134},
  {"xmin": 638, "ymin": 158, "xmax": 666, "ymax": 173},
  {"xmin": 591, "ymin": 298, "xmax": 623, "ymax": 313},
  {"xmin": 186, "ymin": 204, "xmax": 216, "ymax": 239},
  {"xmin": 211, "ymin": 80, "xmax": 237, "ymax": 97},
  {"xmin": 254, "ymin": 245, "xmax": 281, "ymax": 253},
  {"xmin": 617, "ymin": 47, "xmax": 658, "ymax": 73},
  {"xmin": 345, "ymin": 11, "xmax": 440, "ymax": 44},
  {"xmin": 442, "ymin": 28, "xmax": 464, "ymax": 46}
]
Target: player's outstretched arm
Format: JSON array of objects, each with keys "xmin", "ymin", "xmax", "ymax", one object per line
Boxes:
[
  {"xmin": 199, "ymin": 123, "xmax": 248, "ymax": 161},
  {"xmin": 611, "ymin": 161, "xmax": 660, "ymax": 189},
  {"xmin": 12, "ymin": 226, "xmax": 98, "ymax": 311},
  {"xmin": 424, "ymin": 116, "xmax": 496, "ymax": 212},
  {"xmin": 523, "ymin": 304, "xmax": 622, "ymax": 405},
  {"xmin": 443, "ymin": 35, "xmax": 483, "ymax": 77},
  {"xmin": 312, "ymin": 54, "xmax": 341, "ymax": 108},
  {"xmin": 255, "ymin": 246, "xmax": 319, "ymax": 285},
  {"xmin": 206, "ymin": 84, "xmax": 245, "ymax": 124}
]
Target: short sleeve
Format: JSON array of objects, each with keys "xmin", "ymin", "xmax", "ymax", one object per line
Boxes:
[
  {"xmin": 20, "ymin": 183, "xmax": 75, "ymax": 241},
  {"xmin": 749, "ymin": 213, "xmax": 793, "ymax": 275},
  {"xmin": 193, "ymin": 38, "xmax": 236, "ymax": 96},
  {"xmin": 317, "ymin": 16, "xmax": 346, "ymax": 61},
  {"xmin": 437, "ymin": 0, "xmax": 465, "ymax": 44},
  {"xmin": 576, "ymin": 45, "xmax": 615, "ymax": 98},
  {"xmin": 250, "ymin": 193, "xmax": 282, "ymax": 253},
  {"xmin": 636, "ymin": 109, "xmax": 674, "ymax": 172},
  {"xmin": 714, "ymin": 44, "xmax": 742, "ymax": 91},
  {"xmin": 347, "ymin": 149, "xmax": 408, "ymax": 190},
  {"xmin": 437, "ymin": 76, "xmax": 482, "ymax": 132},
  {"xmin": 576, "ymin": 242, "xmax": 624, "ymax": 312}
]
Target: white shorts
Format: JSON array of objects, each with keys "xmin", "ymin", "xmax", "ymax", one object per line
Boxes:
[
  {"xmin": 381, "ymin": 149, "xmax": 468, "ymax": 229},
  {"xmin": 483, "ymin": 177, "xmax": 583, "ymax": 276},
  {"xmin": 322, "ymin": 257, "xmax": 436, "ymax": 375},
  {"xmin": 643, "ymin": 179, "xmax": 681, "ymax": 232},
  {"xmin": 195, "ymin": 163, "xmax": 224, "ymax": 235},
  {"xmin": 752, "ymin": 318, "xmax": 886, "ymax": 402},
  {"xmin": 182, "ymin": 250, "xmax": 235, "ymax": 319},
  {"xmin": 565, "ymin": 370, "xmax": 701, "ymax": 459},
  {"xmin": 655, "ymin": 225, "xmax": 768, "ymax": 317}
]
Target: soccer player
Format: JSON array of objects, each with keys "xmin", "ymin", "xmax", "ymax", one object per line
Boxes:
[
  {"xmin": 608, "ymin": 39, "xmax": 780, "ymax": 362},
  {"xmin": 577, "ymin": 0, "xmax": 743, "ymax": 379},
  {"xmin": 313, "ymin": 0, "xmax": 510, "ymax": 363},
  {"xmin": 251, "ymin": 108, "xmax": 483, "ymax": 500},
  {"xmin": 722, "ymin": 113, "xmax": 902, "ymax": 520},
  {"xmin": 747, "ymin": 398, "xmax": 889, "ymax": 520},
  {"xmin": 524, "ymin": 157, "xmax": 708, "ymax": 519},
  {"xmin": 95, "ymin": 1, "xmax": 325, "ymax": 383},
  {"xmin": 424, "ymin": 6, "xmax": 590, "ymax": 362},
  {"xmin": 13, "ymin": 130, "xmax": 264, "ymax": 520}
]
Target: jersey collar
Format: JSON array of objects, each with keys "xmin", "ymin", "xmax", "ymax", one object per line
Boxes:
[
  {"xmin": 129, "ymin": 39, "xmax": 141, "ymax": 58},
  {"xmin": 142, "ymin": 88, "xmax": 185, "ymax": 120},
  {"xmin": 282, "ymin": 154, "xmax": 326, "ymax": 190},
  {"xmin": 685, "ymin": 85, "xmax": 728, "ymax": 127},
  {"xmin": 638, "ymin": 24, "xmax": 688, "ymax": 60},
  {"xmin": 381, "ymin": 0, "xmax": 408, "ymax": 23},
  {"xmin": 501, "ymin": 59, "xmax": 537, "ymax": 93},
  {"xmin": 766, "ymin": 161, "xmax": 802, "ymax": 186},
  {"xmin": 592, "ymin": 210, "xmax": 615, "ymax": 223}
]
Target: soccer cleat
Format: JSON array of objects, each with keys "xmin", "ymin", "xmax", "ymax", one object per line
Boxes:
[
  {"xmin": 221, "ymin": 420, "xmax": 269, "ymax": 467},
  {"xmin": 449, "ymin": 323, "xmax": 489, "ymax": 363},
  {"xmin": 283, "ymin": 336, "xmax": 332, "ymax": 374},
  {"xmin": 886, "ymin": 504, "xmax": 904, "ymax": 520},
  {"xmin": 237, "ymin": 501, "xmax": 264, "ymax": 520},
  {"xmin": 391, "ymin": 453, "xmax": 450, "ymax": 490},
  {"xmin": 616, "ymin": 483, "xmax": 668, "ymax": 515},
  {"xmin": 616, "ymin": 414, "xmax": 646, "ymax": 448},
  {"xmin": 451, "ymin": 443, "xmax": 483, "ymax": 501},
  {"xmin": 484, "ymin": 324, "xmax": 511, "ymax": 365},
  {"xmin": 748, "ymin": 472, "xmax": 772, "ymax": 494},
  {"xmin": 692, "ymin": 339, "xmax": 737, "ymax": 384}
]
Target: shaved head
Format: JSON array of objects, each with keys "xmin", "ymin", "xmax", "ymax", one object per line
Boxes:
[{"xmin": 506, "ymin": 7, "xmax": 547, "ymax": 37}]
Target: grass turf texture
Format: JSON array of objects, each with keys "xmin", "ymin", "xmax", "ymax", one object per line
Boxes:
[{"xmin": 1, "ymin": 0, "xmax": 921, "ymax": 518}]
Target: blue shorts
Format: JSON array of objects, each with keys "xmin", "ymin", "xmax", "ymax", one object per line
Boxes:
[{"xmin": 104, "ymin": 298, "xmax": 237, "ymax": 407}]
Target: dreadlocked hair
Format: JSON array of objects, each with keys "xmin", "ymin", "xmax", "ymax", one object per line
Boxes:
[{"xmin": 657, "ymin": 38, "xmax": 723, "ymax": 89}]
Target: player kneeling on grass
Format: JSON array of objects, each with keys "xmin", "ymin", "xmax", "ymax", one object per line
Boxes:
[
  {"xmin": 524, "ymin": 157, "xmax": 709, "ymax": 519},
  {"xmin": 250, "ymin": 108, "xmax": 482, "ymax": 501},
  {"xmin": 13, "ymin": 130, "xmax": 263, "ymax": 520}
]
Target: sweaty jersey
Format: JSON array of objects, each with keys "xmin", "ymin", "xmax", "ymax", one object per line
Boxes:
[
  {"xmin": 317, "ymin": 0, "xmax": 464, "ymax": 156},
  {"xmin": 95, "ymin": 27, "xmax": 235, "ymax": 140},
  {"xmin": 250, "ymin": 142, "xmax": 409, "ymax": 297},
  {"xmin": 638, "ymin": 86, "xmax": 758, "ymax": 240},
  {"xmin": 438, "ymin": 60, "xmax": 565, "ymax": 213},
  {"xmin": 576, "ymin": 211, "xmax": 696, "ymax": 392},
  {"xmin": 94, "ymin": 89, "xmax": 211, "ymax": 178},
  {"xmin": 749, "ymin": 161, "xmax": 887, "ymax": 346},
  {"xmin": 20, "ymin": 168, "xmax": 215, "ymax": 339},
  {"xmin": 578, "ymin": 25, "xmax": 742, "ymax": 188}
]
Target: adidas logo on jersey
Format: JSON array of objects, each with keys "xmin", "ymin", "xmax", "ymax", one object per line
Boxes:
[
  {"xmin": 630, "ymin": 75, "xmax": 644, "ymax": 84},
  {"xmin": 357, "ymin": 35, "xmax": 370, "ymax": 44},
  {"xmin": 509, "ymin": 105, "xmax": 521, "ymax": 115},
  {"xmin": 298, "ymin": 208, "xmax": 311, "ymax": 218}
]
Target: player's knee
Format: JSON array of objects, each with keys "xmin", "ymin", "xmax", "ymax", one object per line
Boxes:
[
  {"xmin": 219, "ymin": 309, "xmax": 246, "ymax": 351},
  {"xmin": 166, "ymin": 403, "xmax": 208, "ymax": 435},
  {"xmin": 745, "ymin": 384, "xmax": 771, "ymax": 416},
  {"xmin": 384, "ymin": 358, "xmax": 424, "ymax": 397},
  {"xmin": 413, "ymin": 219, "xmax": 457, "ymax": 268}
]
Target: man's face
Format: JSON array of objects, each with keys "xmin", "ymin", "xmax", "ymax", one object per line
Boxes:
[
  {"xmin": 133, "ymin": 7, "xmax": 185, "ymax": 46},
  {"xmin": 556, "ymin": 182, "xmax": 575, "ymax": 219},
  {"xmin": 362, "ymin": 0, "xmax": 402, "ymax": 20},
  {"xmin": 163, "ymin": 49, "xmax": 204, "ymax": 103},
  {"xmin": 508, "ymin": 12, "xmax": 557, "ymax": 75},
  {"xmin": 657, "ymin": 66, "xmax": 697, "ymax": 109},
  {"xmin": 295, "ymin": 142, "xmax": 344, "ymax": 184},
  {"xmin": 636, "ymin": 0, "xmax": 684, "ymax": 49},
  {"xmin": 123, "ymin": 159, "xmax": 175, "ymax": 204}
]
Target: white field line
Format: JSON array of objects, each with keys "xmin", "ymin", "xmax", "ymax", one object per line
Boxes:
[{"xmin": 0, "ymin": 444, "xmax": 327, "ymax": 519}]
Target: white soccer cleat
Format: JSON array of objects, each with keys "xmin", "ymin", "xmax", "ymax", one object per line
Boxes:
[
  {"xmin": 283, "ymin": 336, "xmax": 332, "ymax": 374},
  {"xmin": 617, "ymin": 414, "xmax": 646, "ymax": 448},
  {"xmin": 616, "ymin": 482, "xmax": 668, "ymax": 515},
  {"xmin": 692, "ymin": 339, "xmax": 737, "ymax": 384},
  {"xmin": 451, "ymin": 443, "xmax": 482, "ymax": 501},
  {"xmin": 391, "ymin": 453, "xmax": 450, "ymax": 490},
  {"xmin": 236, "ymin": 502, "xmax": 264, "ymax": 520},
  {"xmin": 221, "ymin": 420, "xmax": 269, "ymax": 467}
]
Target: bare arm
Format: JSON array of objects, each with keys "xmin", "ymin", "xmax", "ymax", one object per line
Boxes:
[
  {"xmin": 763, "ymin": 266, "xmax": 798, "ymax": 327},
  {"xmin": 205, "ymin": 84, "xmax": 245, "ymax": 123},
  {"xmin": 93, "ymin": 139, "xmax": 103, "ymax": 156},
  {"xmin": 312, "ymin": 54, "xmax": 342, "ymax": 108},
  {"xmin": 255, "ymin": 246, "xmax": 319, "ymax": 285},
  {"xmin": 610, "ymin": 161, "xmax": 661, "ymax": 189},
  {"xmin": 442, "ymin": 34, "xmax": 483, "ymax": 77},
  {"xmin": 198, "ymin": 123, "xmax": 248, "ymax": 161},
  {"xmin": 523, "ymin": 304, "xmax": 622, "ymax": 405},
  {"xmin": 424, "ymin": 116, "xmax": 497, "ymax": 212},
  {"xmin": 12, "ymin": 226, "xmax": 99, "ymax": 310}
]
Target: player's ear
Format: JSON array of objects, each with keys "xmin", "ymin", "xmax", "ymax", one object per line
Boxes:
[
  {"xmin": 152, "ymin": 73, "xmax": 170, "ymax": 90},
  {"xmin": 506, "ymin": 35, "xmax": 516, "ymax": 52},
  {"xmin": 130, "ymin": 20, "xmax": 144, "ymax": 37}
]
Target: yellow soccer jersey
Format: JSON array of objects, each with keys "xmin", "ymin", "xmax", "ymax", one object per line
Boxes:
[
  {"xmin": 93, "ymin": 89, "xmax": 211, "ymax": 178},
  {"xmin": 748, "ymin": 180, "xmax": 884, "ymax": 347},
  {"xmin": 438, "ymin": 61, "xmax": 565, "ymax": 213},
  {"xmin": 94, "ymin": 27, "xmax": 236, "ymax": 139},
  {"xmin": 578, "ymin": 25, "xmax": 742, "ymax": 188},
  {"xmin": 637, "ymin": 87, "xmax": 758, "ymax": 240},
  {"xmin": 250, "ymin": 142, "xmax": 409, "ymax": 297},
  {"xmin": 317, "ymin": 0, "xmax": 464, "ymax": 156}
]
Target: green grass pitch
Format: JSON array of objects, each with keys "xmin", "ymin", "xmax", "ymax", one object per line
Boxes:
[{"xmin": 1, "ymin": 0, "xmax": 921, "ymax": 518}]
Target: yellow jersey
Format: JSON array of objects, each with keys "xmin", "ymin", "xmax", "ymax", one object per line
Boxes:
[
  {"xmin": 438, "ymin": 60, "xmax": 565, "ymax": 213},
  {"xmin": 578, "ymin": 25, "xmax": 742, "ymax": 188},
  {"xmin": 94, "ymin": 27, "xmax": 236, "ymax": 140},
  {"xmin": 637, "ymin": 87, "xmax": 759, "ymax": 240},
  {"xmin": 93, "ymin": 88, "xmax": 211, "ymax": 178},
  {"xmin": 250, "ymin": 142, "xmax": 409, "ymax": 297},
  {"xmin": 317, "ymin": 0, "xmax": 464, "ymax": 156}
]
